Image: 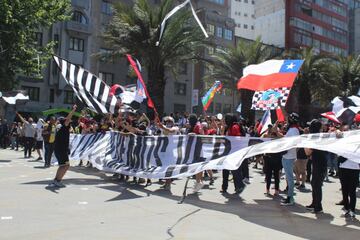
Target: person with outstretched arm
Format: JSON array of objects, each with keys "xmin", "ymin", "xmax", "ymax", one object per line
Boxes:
[{"xmin": 48, "ymin": 105, "xmax": 77, "ymax": 188}]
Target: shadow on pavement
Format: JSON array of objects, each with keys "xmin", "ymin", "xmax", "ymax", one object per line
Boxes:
[{"xmin": 0, "ymin": 160, "xmax": 11, "ymax": 163}]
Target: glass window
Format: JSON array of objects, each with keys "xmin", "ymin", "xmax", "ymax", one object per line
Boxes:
[
  {"xmin": 99, "ymin": 72, "xmax": 114, "ymax": 85},
  {"xmin": 244, "ymin": 24, "xmax": 248, "ymax": 29},
  {"xmin": 179, "ymin": 63, "xmax": 187, "ymax": 74},
  {"xmin": 101, "ymin": 1, "xmax": 112, "ymax": 15},
  {"xmin": 64, "ymin": 90, "xmax": 75, "ymax": 104},
  {"xmin": 34, "ymin": 32, "xmax": 43, "ymax": 46},
  {"xmin": 224, "ymin": 29, "xmax": 233, "ymax": 40},
  {"xmin": 69, "ymin": 37, "xmax": 84, "ymax": 52},
  {"xmin": 174, "ymin": 82, "xmax": 187, "ymax": 95},
  {"xmin": 49, "ymin": 89, "xmax": 54, "ymax": 103},
  {"xmin": 22, "ymin": 86, "xmax": 40, "ymax": 101},
  {"xmin": 72, "ymin": 11, "xmax": 87, "ymax": 24},
  {"xmin": 207, "ymin": 24, "xmax": 215, "ymax": 35},
  {"xmin": 216, "ymin": 27, "xmax": 223, "ymax": 38}
]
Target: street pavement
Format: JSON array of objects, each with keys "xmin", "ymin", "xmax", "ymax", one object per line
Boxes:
[{"xmin": 0, "ymin": 148, "xmax": 359, "ymax": 240}]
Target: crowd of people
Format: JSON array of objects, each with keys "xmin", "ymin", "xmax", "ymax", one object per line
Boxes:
[{"xmin": 0, "ymin": 108, "xmax": 359, "ymax": 218}]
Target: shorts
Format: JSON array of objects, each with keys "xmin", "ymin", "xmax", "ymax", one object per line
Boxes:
[
  {"xmin": 54, "ymin": 149, "xmax": 69, "ymax": 166},
  {"xmin": 35, "ymin": 141, "xmax": 43, "ymax": 149},
  {"xmin": 294, "ymin": 159, "xmax": 308, "ymax": 174}
]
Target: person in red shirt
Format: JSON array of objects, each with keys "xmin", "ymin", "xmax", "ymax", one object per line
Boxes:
[{"xmin": 221, "ymin": 114, "xmax": 246, "ymax": 194}]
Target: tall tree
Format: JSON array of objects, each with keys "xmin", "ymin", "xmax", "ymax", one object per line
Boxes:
[
  {"xmin": 104, "ymin": 0, "xmax": 208, "ymax": 114},
  {"xmin": 206, "ymin": 37, "xmax": 281, "ymax": 121},
  {"xmin": 334, "ymin": 55, "xmax": 360, "ymax": 96},
  {"xmin": 0, "ymin": 0, "xmax": 71, "ymax": 91}
]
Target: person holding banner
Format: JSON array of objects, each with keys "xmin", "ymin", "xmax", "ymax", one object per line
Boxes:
[
  {"xmin": 305, "ymin": 119, "xmax": 327, "ymax": 214},
  {"xmin": 221, "ymin": 114, "xmax": 246, "ymax": 195},
  {"xmin": 48, "ymin": 105, "xmax": 77, "ymax": 188}
]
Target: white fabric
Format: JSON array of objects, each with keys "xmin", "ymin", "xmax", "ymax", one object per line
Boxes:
[
  {"xmin": 282, "ymin": 127, "xmax": 300, "ymax": 159},
  {"xmin": 156, "ymin": 0, "xmax": 208, "ymax": 46},
  {"xmin": 243, "ymin": 60, "xmax": 284, "ymax": 77},
  {"xmin": 2, "ymin": 93, "xmax": 29, "ymax": 104},
  {"xmin": 340, "ymin": 159, "xmax": 360, "ymax": 170},
  {"xmin": 68, "ymin": 130, "xmax": 360, "ymax": 179}
]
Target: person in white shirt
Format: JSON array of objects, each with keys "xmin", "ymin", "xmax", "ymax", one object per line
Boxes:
[
  {"xmin": 35, "ymin": 119, "xmax": 45, "ymax": 161},
  {"xmin": 16, "ymin": 112, "xmax": 36, "ymax": 158}
]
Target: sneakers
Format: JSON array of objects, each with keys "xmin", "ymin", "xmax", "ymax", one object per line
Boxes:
[
  {"xmin": 306, "ymin": 204, "xmax": 315, "ymax": 210},
  {"xmin": 296, "ymin": 184, "xmax": 305, "ymax": 190},
  {"xmin": 280, "ymin": 197, "xmax": 294, "ymax": 206},
  {"xmin": 294, "ymin": 182, "xmax": 300, "ymax": 187},
  {"xmin": 335, "ymin": 200, "xmax": 344, "ymax": 206},
  {"xmin": 36, "ymin": 157, "xmax": 42, "ymax": 161},
  {"xmin": 48, "ymin": 180, "xmax": 66, "ymax": 188},
  {"xmin": 311, "ymin": 208, "xmax": 323, "ymax": 214},
  {"xmin": 193, "ymin": 182, "xmax": 204, "ymax": 193},
  {"xmin": 243, "ymin": 178, "xmax": 250, "ymax": 184},
  {"xmin": 235, "ymin": 185, "xmax": 246, "ymax": 195},
  {"xmin": 349, "ymin": 211, "xmax": 356, "ymax": 218},
  {"xmin": 209, "ymin": 178, "xmax": 214, "ymax": 185}
]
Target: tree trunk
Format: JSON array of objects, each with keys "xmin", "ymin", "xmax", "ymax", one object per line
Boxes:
[{"xmin": 147, "ymin": 64, "xmax": 166, "ymax": 116}]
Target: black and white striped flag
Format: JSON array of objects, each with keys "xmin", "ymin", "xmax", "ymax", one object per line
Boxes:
[
  {"xmin": 53, "ymin": 56, "xmax": 119, "ymax": 114},
  {"xmin": 331, "ymin": 95, "xmax": 360, "ymax": 124}
]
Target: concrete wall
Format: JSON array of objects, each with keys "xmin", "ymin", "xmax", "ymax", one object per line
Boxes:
[{"xmin": 230, "ymin": 0, "xmax": 256, "ymax": 40}]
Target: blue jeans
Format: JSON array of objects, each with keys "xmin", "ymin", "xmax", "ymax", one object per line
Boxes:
[{"xmin": 282, "ymin": 157, "xmax": 295, "ymax": 198}]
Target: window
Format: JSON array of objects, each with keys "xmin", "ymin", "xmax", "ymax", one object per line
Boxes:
[
  {"xmin": 251, "ymin": 25, "xmax": 254, "ymax": 30},
  {"xmin": 174, "ymin": 82, "xmax": 186, "ymax": 95},
  {"xmin": 244, "ymin": 0, "xmax": 248, "ymax": 3},
  {"xmin": 99, "ymin": 48, "xmax": 114, "ymax": 63},
  {"xmin": 99, "ymin": 72, "xmax": 114, "ymax": 85},
  {"xmin": 216, "ymin": 27, "xmax": 223, "ymax": 38},
  {"xmin": 223, "ymin": 104, "xmax": 232, "ymax": 113},
  {"xmin": 101, "ymin": 1, "xmax": 112, "ymax": 15},
  {"xmin": 252, "ymin": 0, "xmax": 255, "ymax": 4},
  {"xmin": 215, "ymin": 103, "xmax": 222, "ymax": 113},
  {"xmin": 34, "ymin": 32, "xmax": 43, "ymax": 46},
  {"xmin": 209, "ymin": 0, "xmax": 225, "ymax": 4},
  {"xmin": 49, "ymin": 89, "xmax": 54, "ymax": 103},
  {"xmin": 72, "ymin": 11, "xmax": 87, "ymax": 24},
  {"xmin": 69, "ymin": 37, "xmax": 84, "ymax": 51},
  {"xmin": 244, "ymin": 24, "xmax": 248, "ymax": 29},
  {"xmin": 207, "ymin": 46, "xmax": 214, "ymax": 54},
  {"xmin": 22, "ymin": 86, "xmax": 40, "ymax": 101},
  {"xmin": 179, "ymin": 63, "xmax": 187, "ymax": 74},
  {"xmin": 224, "ymin": 29, "xmax": 233, "ymax": 40},
  {"xmin": 64, "ymin": 90, "xmax": 75, "ymax": 104},
  {"xmin": 174, "ymin": 104, "xmax": 186, "ymax": 113},
  {"xmin": 54, "ymin": 34, "xmax": 59, "ymax": 49},
  {"xmin": 244, "ymin": 13, "xmax": 248, "ymax": 17},
  {"xmin": 207, "ymin": 24, "xmax": 215, "ymax": 35}
]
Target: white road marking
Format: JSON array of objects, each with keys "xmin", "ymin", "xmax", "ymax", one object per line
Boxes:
[
  {"xmin": 19, "ymin": 175, "xmax": 27, "ymax": 178},
  {"xmin": 1, "ymin": 216, "xmax": 13, "ymax": 220},
  {"xmin": 78, "ymin": 201, "xmax": 88, "ymax": 205},
  {"xmin": 80, "ymin": 187, "xmax": 89, "ymax": 191}
]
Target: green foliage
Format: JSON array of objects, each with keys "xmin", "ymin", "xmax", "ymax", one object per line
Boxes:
[
  {"xmin": 103, "ymin": 0, "xmax": 209, "ymax": 114},
  {"xmin": 0, "ymin": 0, "xmax": 71, "ymax": 91},
  {"xmin": 334, "ymin": 55, "xmax": 360, "ymax": 96}
]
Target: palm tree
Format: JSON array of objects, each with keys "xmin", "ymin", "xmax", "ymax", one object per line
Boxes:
[
  {"xmin": 206, "ymin": 37, "xmax": 282, "ymax": 121},
  {"xmin": 103, "ymin": 0, "xmax": 208, "ymax": 114},
  {"xmin": 334, "ymin": 55, "xmax": 360, "ymax": 96},
  {"xmin": 285, "ymin": 47, "xmax": 340, "ymax": 121}
]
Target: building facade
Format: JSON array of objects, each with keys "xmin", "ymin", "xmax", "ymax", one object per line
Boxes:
[
  {"xmin": 349, "ymin": 0, "xmax": 360, "ymax": 56},
  {"xmin": 230, "ymin": 0, "xmax": 256, "ymax": 40},
  {"xmin": 254, "ymin": 0, "xmax": 349, "ymax": 55},
  {"xmin": 15, "ymin": 0, "xmax": 238, "ymax": 116}
]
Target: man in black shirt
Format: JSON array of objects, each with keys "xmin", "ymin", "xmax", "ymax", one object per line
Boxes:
[
  {"xmin": 48, "ymin": 105, "xmax": 77, "ymax": 188},
  {"xmin": 305, "ymin": 119, "xmax": 327, "ymax": 214}
]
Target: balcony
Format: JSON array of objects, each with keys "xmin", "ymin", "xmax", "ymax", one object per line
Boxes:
[
  {"xmin": 65, "ymin": 21, "xmax": 92, "ymax": 35},
  {"xmin": 71, "ymin": 0, "xmax": 89, "ymax": 10}
]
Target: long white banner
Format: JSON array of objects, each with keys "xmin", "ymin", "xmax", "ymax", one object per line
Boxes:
[{"xmin": 69, "ymin": 130, "xmax": 360, "ymax": 179}]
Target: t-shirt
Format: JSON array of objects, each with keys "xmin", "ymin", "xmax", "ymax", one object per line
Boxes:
[
  {"xmin": 48, "ymin": 125, "xmax": 56, "ymax": 143},
  {"xmin": 283, "ymin": 127, "xmax": 299, "ymax": 159},
  {"xmin": 339, "ymin": 158, "xmax": 360, "ymax": 170},
  {"xmin": 24, "ymin": 122, "xmax": 36, "ymax": 138},
  {"xmin": 36, "ymin": 126, "xmax": 43, "ymax": 141},
  {"xmin": 55, "ymin": 124, "xmax": 70, "ymax": 151},
  {"xmin": 192, "ymin": 123, "xmax": 202, "ymax": 134},
  {"xmin": 204, "ymin": 128, "xmax": 217, "ymax": 135},
  {"xmin": 227, "ymin": 124, "xmax": 241, "ymax": 136}
]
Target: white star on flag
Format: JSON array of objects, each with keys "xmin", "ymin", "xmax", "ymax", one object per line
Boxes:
[{"xmin": 287, "ymin": 62, "xmax": 295, "ymax": 69}]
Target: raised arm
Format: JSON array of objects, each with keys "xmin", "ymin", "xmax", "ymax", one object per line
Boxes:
[
  {"xmin": 16, "ymin": 112, "xmax": 28, "ymax": 124},
  {"xmin": 65, "ymin": 105, "xmax": 77, "ymax": 126}
]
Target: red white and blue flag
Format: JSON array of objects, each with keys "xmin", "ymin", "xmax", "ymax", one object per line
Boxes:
[
  {"xmin": 237, "ymin": 60, "xmax": 304, "ymax": 91},
  {"xmin": 257, "ymin": 110, "xmax": 272, "ymax": 135}
]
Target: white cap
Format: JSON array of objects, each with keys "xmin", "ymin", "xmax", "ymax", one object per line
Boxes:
[{"xmin": 217, "ymin": 113, "xmax": 223, "ymax": 120}]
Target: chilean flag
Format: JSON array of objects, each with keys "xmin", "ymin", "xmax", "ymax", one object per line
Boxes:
[
  {"xmin": 237, "ymin": 60, "xmax": 304, "ymax": 91},
  {"xmin": 257, "ymin": 110, "xmax": 272, "ymax": 135}
]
